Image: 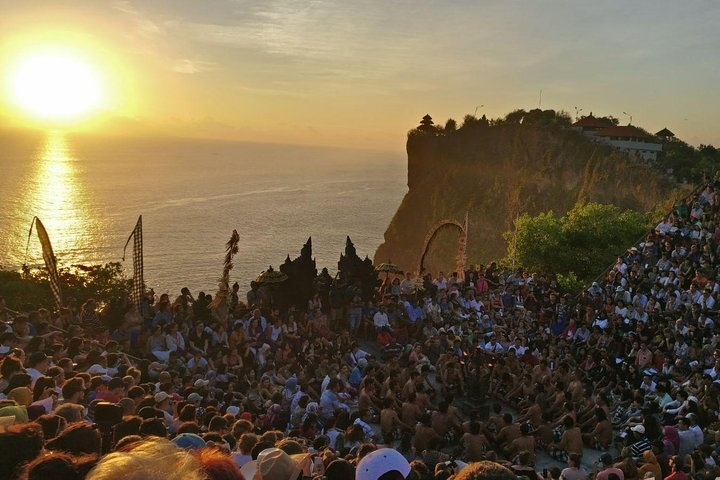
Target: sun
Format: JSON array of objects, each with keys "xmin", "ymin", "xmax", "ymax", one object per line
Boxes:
[{"xmin": 8, "ymin": 50, "xmax": 104, "ymax": 121}]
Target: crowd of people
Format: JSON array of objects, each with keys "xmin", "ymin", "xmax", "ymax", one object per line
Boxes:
[{"xmin": 2, "ymin": 183, "xmax": 720, "ymax": 480}]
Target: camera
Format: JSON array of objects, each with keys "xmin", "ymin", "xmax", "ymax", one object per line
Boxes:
[{"xmin": 94, "ymin": 402, "xmax": 123, "ymax": 454}]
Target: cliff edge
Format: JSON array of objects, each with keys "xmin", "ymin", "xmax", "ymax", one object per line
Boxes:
[{"xmin": 374, "ymin": 110, "xmax": 673, "ymax": 273}]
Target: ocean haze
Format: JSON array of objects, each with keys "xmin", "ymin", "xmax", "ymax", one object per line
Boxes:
[{"xmin": 0, "ymin": 131, "xmax": 406, "ymax": 295}]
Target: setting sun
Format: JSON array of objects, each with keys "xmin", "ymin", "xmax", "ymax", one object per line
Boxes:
[{"xmin": 8, "ymin": 50, "xmax": 104, "ymax": 121}]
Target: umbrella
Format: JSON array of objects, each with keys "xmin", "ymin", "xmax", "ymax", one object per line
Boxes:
[
  {"xmin": 255, "ymin": 266, "xmax": 288, "ymax": 284},
  {"xmin": 375, "ymin": 261, "xmax": 404, "ymax": 279}
]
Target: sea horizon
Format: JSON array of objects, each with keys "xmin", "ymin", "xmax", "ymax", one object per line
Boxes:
[{"xmin": 0, "ymin": 130, "xmax": 407, "ymax": 295}]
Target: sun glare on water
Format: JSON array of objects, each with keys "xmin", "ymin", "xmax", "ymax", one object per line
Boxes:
[{"xmin": 8, "ymin": 50, "xmax": 104, "ymax": 122}]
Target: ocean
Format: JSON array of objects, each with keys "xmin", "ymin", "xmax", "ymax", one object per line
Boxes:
[{"xmin": 0, "ymin": 130, "xmax": 407, "ymax": 295}]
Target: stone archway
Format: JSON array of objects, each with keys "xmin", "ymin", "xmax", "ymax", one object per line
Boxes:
[{"xmin": 417, "ymin": 212, "xmax": 468, "ymax": 278}]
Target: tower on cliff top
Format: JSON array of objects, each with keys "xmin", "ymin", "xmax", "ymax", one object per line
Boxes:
[{"xmin": 418, "ymin": 114, "xmax": 434, "ymax": 132}]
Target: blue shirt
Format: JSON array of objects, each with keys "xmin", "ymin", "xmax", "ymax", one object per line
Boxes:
[
  {"xmin": 406, "ymin": 304, "xmax": 425, "ymax": 324},
  {"xmin": 349, "ymin": 366, "xmax": 363, "ymax": 387},
  {"xmin": 320, "ymin": 390, "xmax": 343, "ymax": 418}
]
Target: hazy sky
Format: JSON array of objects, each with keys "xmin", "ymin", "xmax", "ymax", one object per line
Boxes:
[{"xmin": 1, "ymin": 0, "xmax": 719, "ymax": 150}]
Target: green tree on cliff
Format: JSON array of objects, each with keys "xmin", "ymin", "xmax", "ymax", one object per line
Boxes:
[{"xmin": 505, "ymin": 202, "xmax": 650, "ymax": 283}]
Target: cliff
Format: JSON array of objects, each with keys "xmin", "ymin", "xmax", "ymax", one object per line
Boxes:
[{"xmin": 374, "ymin": 110, "xmax": 674, "ymax": 274}]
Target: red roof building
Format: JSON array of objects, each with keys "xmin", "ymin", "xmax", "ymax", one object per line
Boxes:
[
  {"xmin": 593, "ymin": 125, "xmax": 651, "ymax": 140},
  {"xmin": 593, "ymin": 125, "xmax": 662, "ymax": 161},
  {"xmin": 571, "ymin": 114, "xmax": 614, "ymax": 130}
]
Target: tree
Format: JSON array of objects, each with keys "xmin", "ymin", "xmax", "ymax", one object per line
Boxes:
[
  {"xmin": 1, "ymin": 262, "xmax": 131, "ymax": 312},
  {"xmin": 444, "ymin": 118, "xmax": 457, "ymax": 133},
  {"xmin": 505, "ymin": 202, "xmax": 650, "ymax": 282}
]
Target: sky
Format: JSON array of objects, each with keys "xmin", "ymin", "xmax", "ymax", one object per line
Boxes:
[{"xmin": 1, "ymin": 0, "xmax": 719, "ymax": 150}]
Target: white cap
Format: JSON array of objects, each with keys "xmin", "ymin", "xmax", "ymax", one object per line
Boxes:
[
  {"xmin": 226, "ymin": 405, "xmax": 240, "ymax": 416},
  {"xmin": 631, "ymin": 424, "xmax": 645, "ymax": 434},
  {"xmin": 356, "ymin": 448, "xmax": 410, "ymax": 480},
  {"xmin": 87, "ymin": 364, "xmax": 108, "ymax": 375}
]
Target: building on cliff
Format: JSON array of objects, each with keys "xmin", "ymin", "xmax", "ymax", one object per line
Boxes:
[
  {"xmin": 571, "ymin": 114, "xmax": 663, "ymax": 162},
  {"xmin": 570, "ymin": 113, "xmax": 614, "ymax": 136},
  {"xmin": 593, "ymin": 125, "xmax": 662, "ymax": 162}
]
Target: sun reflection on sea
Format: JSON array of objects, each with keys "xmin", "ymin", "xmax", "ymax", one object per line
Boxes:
[{"xmin": 22, "ymin": 131, "xmax": 96, "ymax": 266}]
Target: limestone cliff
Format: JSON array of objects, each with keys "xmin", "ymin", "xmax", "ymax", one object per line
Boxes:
[{"xmin": 374, "ymin": 110, "xmax": 673, "ymax": 274}]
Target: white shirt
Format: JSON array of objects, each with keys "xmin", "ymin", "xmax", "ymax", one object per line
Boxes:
[
  {"xmin": 166, "ymin": 333, "xmax": 185, "ymax": 353},
  {"xmin": 593, "ymin": 318, "xmax": 609, "ymax": 330},
  {"xmin": 484, "ymin": 341, "xmax": 504, "ymax": 353},
  {"xmin": 373, "ymin": 311, "xmax": 390, "ymax": 328}
]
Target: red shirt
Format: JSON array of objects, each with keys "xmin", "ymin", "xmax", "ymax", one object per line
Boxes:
[{"xmin": 664, "ymin": 471, "xmax": 688, "ymax": 480}]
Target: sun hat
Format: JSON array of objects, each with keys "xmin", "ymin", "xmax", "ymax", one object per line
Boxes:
[
  {"xmin": 172, "ymin": 433, "xmax": 207, "ymax": 450},
  {"xmin": 356, "ymin": 448, "xmax": 411, "ymax": 480},
  {"xmin": 254, "ymin": 448, "xmax": 302, "ymax": 480}
]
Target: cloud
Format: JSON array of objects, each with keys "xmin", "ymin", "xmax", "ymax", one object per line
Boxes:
[
  {"xmin": 171, "ymin": 59, "xmax": 214, "ymax": 74},
  {"xmin": 112, "ymin": 0, "xmax": 164, "ymax": 39}
]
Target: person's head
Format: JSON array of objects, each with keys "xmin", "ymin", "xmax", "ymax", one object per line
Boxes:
[
  {"xmin": 208, "ymin": 416, "xmax": 228, "ymax": 434},
  {"xmin": 107, "ymin": 377, "xmax": 126, "ymax": 397},
  {"xmin": 192, "ymin": 447, "xmax": 244, "ymax": 480},
  {"xmin": 46, "ymin": 422, "xmax": 102, "ymax": 455},
  {"xmin": 24, "ymin": 451, "xmax": 98, "ymax": 480},
  {"xmin": 54, "ymin": 403, "xmax": 85, "ymax": 424},
  {"xmin": 86, "ymin": 437, "xmax": 204, "ymax": 480},
  {"xmin": 669, "ymin": 455, "xmax": 684, "ymax": 472},
  {"xmin": 238, "ymin": 433, "xmax": 258, "ymax": 455},
  {"xmin": 27, "ymin": 351, "xmax": 50, "ymax": 373},
  {"xmin": 451, "ymin": 461, "xmax": 516, "ymax": 480},
  {"xmin": 114, "ymin": 416, "xmax": 142, "ymax": 443},
  {"xmin": 231, "ymin": 419, "xmax": 254, "ymax": 440},
  {"xmin": 154, "ymin": 392, "xmax": 171, "ymax": 411},
  {"xmin": 325, "ymin": 459, "xmax": 356, "ymax": 480},
  {"xmin": 0, "ymin": 422, "xmax": 44, "ymax": 479}
]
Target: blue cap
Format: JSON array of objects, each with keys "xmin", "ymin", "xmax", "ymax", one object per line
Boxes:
[{"xmin": 172, "ymin": 433, "xmax": 207, "ymax": 450}]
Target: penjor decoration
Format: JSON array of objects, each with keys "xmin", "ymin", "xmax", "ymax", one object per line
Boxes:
[
  {"xmin": 122, "ymin": 215, "xmax": 145, "ymax": 314},
  {"xmin": 24, "ymin": 216, "xmax": 63, "ymax": 309},
  {"xmin": 210, "ymin": 229, "xmax": 240, "ymax": 319}
]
